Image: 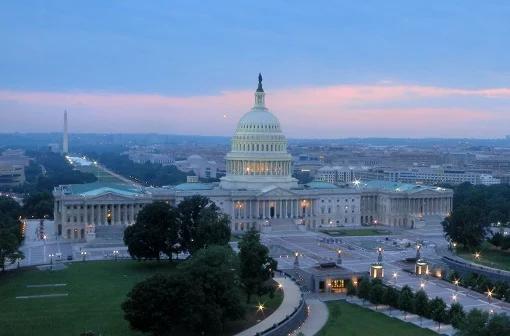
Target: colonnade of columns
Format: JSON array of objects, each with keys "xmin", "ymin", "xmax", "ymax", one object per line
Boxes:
[
  {"xmin": 403, "ymin": 197, "xmax": 452, "ymax": 215},
  {"xmin": 61, "ymin": 202, "xmax": 144, "ymax": 227},
  {"xmin": 227, "ymin": 160, "xmax": 292, "ymax": 176},
  {"xmin": 232, "ymin": 199, "xmax": 315, "ymax": 219}
]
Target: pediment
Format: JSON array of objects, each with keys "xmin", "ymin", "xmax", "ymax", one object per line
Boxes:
[
  {"xmin": 257, "ymin": 186, "xmax": 297, "ymax": 198},
  {"xmin": 88, "ymin": 192, "xmax": 137, "ymax": 201}
]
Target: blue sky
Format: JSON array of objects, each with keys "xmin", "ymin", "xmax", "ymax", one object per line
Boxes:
[{"xmin": 1, "ymin": 1, "xmax": 510, "ymax": 137}]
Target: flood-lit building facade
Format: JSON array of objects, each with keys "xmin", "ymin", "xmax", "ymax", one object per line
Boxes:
[{"xmin": 53, "ymin": 76, "xmax": 453, "ymax": 241}]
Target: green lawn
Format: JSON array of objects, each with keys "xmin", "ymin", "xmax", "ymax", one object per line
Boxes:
[
  {"xmin": 457, "ymin": 242, "xmax": 510, "ymax": 271},
  {"xmin": 0, "ymin": 260, "xmax": 283, "ymax": 336},
  {"xmin": 321, "ymin": 228, "xmax": 391, "ymax": 237},
  {"xmin": 318, "ymin": 301, "xmax": 437, "ymax": 336}
]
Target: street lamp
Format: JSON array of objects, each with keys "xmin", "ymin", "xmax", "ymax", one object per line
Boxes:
[
  {"xmin": 113, "ymin": 250, "xmax": 119, "ymax": 261},
  {"xmin": 337, "ymin": 249, "xmax": 342, "ymax": 265},
  {"xmin": 454, "ymin": 278, "xmax": 460, "ymax": 292},
  {"xmin": 474, "ymin": 252, "xmax": 481, "ymax": 260},
  {"xmin": 257, "ymin": 303, "xmax": 265, "ymax": 312},
  {"xmin": 487, "ymin": 288, "xmax": 493, "ymax": 304},
  {"xmin": 48, "ymin": 253, "xmax": 54, "ymax": 265},
  {"xmin": 452, "ymin": 294, "xmax": 457, "ymax": 302},
  {"xmin": 420, "ymin": 282, "xmax": 425, "ymax": 289},
  {"xmin": 393, "ymin": 272, "xmax": 398, "ymax": 284},
  {"xmin": 81, "ymin": 251, "xmax": 87, "ymax": 262}
]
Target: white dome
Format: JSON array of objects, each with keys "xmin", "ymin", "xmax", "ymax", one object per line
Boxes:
[
  {"xmin": 236, "ymin": 110, "xmax": 282, "ymax": 134},
  {"xmin": 220, "ymin": 74, "xmax": 298, "ymax": 191}
]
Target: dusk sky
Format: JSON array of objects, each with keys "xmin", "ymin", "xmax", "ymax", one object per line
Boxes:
[{"xmin": 1, "ymin": 1, "xmax": 510, "ymax": 138}]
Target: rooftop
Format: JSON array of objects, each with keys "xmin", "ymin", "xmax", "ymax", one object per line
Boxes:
[
  {"xmin": 59, "ymin": 182, "xmax": 145, "ymax": 197},
  {"xmin": 361, "ymin": 180, "xmax": 449, "ymax": 193}
]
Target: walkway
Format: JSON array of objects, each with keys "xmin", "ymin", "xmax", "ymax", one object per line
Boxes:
[
  {"xmin": 345, "ymin": 296, "xmax": 456, "ymax": 335},
  {"xmin": 290, "ymin": 299, "xmax": 328, "ymax": 336},
  {"xmin": 235, "ymin": 277, "xmax": 302, "ymax": 336}
]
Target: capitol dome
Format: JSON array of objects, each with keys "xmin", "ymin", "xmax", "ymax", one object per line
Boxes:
[{"xmin": 220, "ymin": 74, "xmax": 298, "ymax": 191}]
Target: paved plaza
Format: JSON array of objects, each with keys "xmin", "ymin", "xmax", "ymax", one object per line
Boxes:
[{"xmin": 263, "ymin": 221, "xmax": 510, "ymax": 317}]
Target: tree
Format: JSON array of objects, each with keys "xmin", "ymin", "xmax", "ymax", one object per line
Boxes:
[
  {"xmin": 382, "ymin": 286, "xmax": 399, "ymax": 315},
  {"xmin": 179, "ymin": 246, "xmax": 244, "ymax": 333},
  {"xmin": 485, "ymin": 313, "xmax": 510, "ymax": 336},
  {"xmin": 22, "ymin": 192, "xmax": 53, "ymax": 219},
  {"xmin": 123, "ymin": 246, "xmax": 245, "ymax": 335},
  {"xmin": 429, "ymin": 297, "xmax": 448, "ymax": 332},
  {"xmin": 191, "ymin": 206, "xmax": 231, "ymax": 253},
  {"xmin": 177, "ymin": 195, "xmax": 230, "ymax": 254},
  {"xmin": 0, "ymin": 197, "xmax": 23, "ymax": 271},
  {"xmin": 239, "ymin": 228, "xmax": 277, "ymax": 303},
  {"xmin": 457, "ymin": 309, "xmax": 489, "ymax": 336},
  {"xmin": 413, "ymin": 289, "xmax": 430, "ymax": 325},
  {"xmin": 123, "ymin": 202, "xmax": 179, "ymax": 260},
  {"xmin": 369, "ymin": 282, "xmax": 385, "ymax": 310},
  {"xmin": 442, "ymin": 205, "xmax": 489, "ymax": 249},
  {"xmin": 346, "ymin": 280, "xmax": 357, "ymax": 298},
  {"xmin": 123, "ymin": 273, "xmax": 204, "ymax": 335},
  {"xmin": 357, "ymin": 278, "xmax": 371, "ymax": 304},
  {"xmin": 448, "ymin": 302, "xmax": 466, "ymax": 329},
  {"xmin": 398, "ymin": 285, "xmax": 414, "ymax": 319}
]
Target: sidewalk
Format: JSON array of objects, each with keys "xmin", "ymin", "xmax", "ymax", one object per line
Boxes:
[
  {"xmin": 235, "ymin": 277, "xmax": 302, "ymax": 336},
  {"xmin": 346, "ymin": 297, "xmax": 456, "ymax": 336},
  {"xmin": 290, "ymin": 299, "xmax": 328, "ymax": 336}
]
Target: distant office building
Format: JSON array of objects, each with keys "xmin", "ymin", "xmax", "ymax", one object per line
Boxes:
[
  {"xmin": 316, "ymin": 166, "xmax": 355, "ymax": 184},
  {"xmin": 0, "ymin": 149, "xmax": 31, "ymax": 167},
  {"xmin": 48, "ymin": 143, "xmax": 61, "ymax": 153},
  {"xmin": 354, "ymin": 166, "xmax": 500, "ymax": 186},
  {"xmin": 293, "ymin": 154, "xmax": 323, "ymax": 175},
  {"xmin": 128, "ymin": 151, "xmax": 175, "ymax": 165},
  {"xmin": 175, "ymin": 154, "xmax": 218, "ymax": 179},
  {"xmin": 0, "ymin": 164, "xmax": 25, "ymax": 187}
]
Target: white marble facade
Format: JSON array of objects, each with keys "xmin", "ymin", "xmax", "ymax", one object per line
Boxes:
[{"xmin": 53, "ymin": 76, "xmax": 453, "ymax": 240}]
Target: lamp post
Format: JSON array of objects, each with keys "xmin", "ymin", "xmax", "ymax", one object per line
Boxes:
[
  {"xmin": 474, "ymin": 251, "xmax": 481, "ymax": 261},
  {"xmin": 48, "ymin": 253, "xmax": 54, "ymax": 265},
  {"xmin": 487, "ymin": 288, "xmax": 493, "ymax": 304},
  {"xmin": 377, "ymin": 247, "xmax": 383, "ymax": 263},
  {"xmin": 336, "ymin": 249, "xmax": 342, "ymax": 265},
  {"xmin": 81, "ymin": 251, "xmax": 87, "ymax": 262},
  {"xmin": 293, "ymin": 251, "xmax": 299, "ymax": 268},
  {"xmin": 454, "ymin": 278, "xmax": 460, "ymax": 292},
  {"xmin": 113, "ymin": 250, "xmax": 119, "ymax": 261},
  {"xmin": 452, "ymin": 294, "xmax": 457, "ymax": 302},
  {"xmin": 393, "ymin": 272, "xmax": 398, "ymax": 285}
]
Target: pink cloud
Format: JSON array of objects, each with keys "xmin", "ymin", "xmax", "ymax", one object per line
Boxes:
[{"xmin": 0, "ymin": 83, "xmax": 509, "ymax": 137}]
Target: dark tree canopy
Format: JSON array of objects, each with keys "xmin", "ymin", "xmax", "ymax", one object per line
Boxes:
[
  {"xmin": 22, "ymin": 192, "xmax": 53, "ymax": 219},
  {"xmin": 177, "ymin": 195, "xmax": 230, "ymax": 253},
  {"xmin": 89, "ymin": 152, "xmax": 189, "ymax": 187},
  {"xmin": 122, "ymin": 273, "xmax": 202, "ymax": 336},
  {"xmin": 0, "ymin": 196, "xmax": 24, "ymax": 271},
  {"xmin": 429, "ymin": 297, "xmax": 448, "ymax": 330},
  {"xmin": 123, "ymin": 201, "xmax": 179, "ymax": 260},
  {"xmin": 123, "ymin": 246, "xmax": 245, "ymax": 335},
  {"xmin": 239, "ymin": 228, "xmax": 277, "ymax": 303},
  {"xmin": 398, "ymin": 285, "xmax": 414, "ymax": 317},
  {"xmin": 413, "ymin": 289, "xmax": 430, "ymax": 319},
  {"xmin": 443, "ymin": 183, "xmax": 510, "ymax": 248}
]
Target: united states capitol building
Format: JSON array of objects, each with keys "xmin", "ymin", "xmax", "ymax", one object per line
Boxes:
[{"xmin": 53, "ymin": 75, "xmax": 453, "ymax": 241}]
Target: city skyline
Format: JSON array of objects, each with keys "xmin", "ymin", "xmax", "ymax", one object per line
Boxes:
[{"xmin": 1, "ymin": 1, "xmax": 510, "ymax": 138}]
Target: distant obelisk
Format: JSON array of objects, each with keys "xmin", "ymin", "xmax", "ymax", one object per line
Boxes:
[{"xmin": 63, "ymin": 110, "xmax": 69, "ymax": 154}]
